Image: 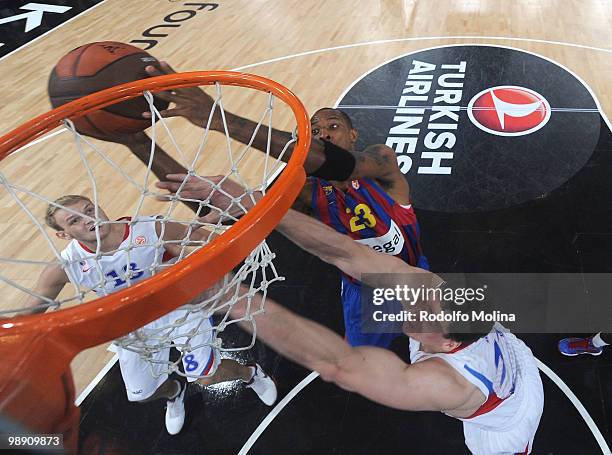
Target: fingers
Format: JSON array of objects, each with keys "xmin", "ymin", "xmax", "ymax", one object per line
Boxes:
[
  {"xmin": 155, "ymin": 180, "xmax": 211, "ymax": 201},
  {"xmin": 198, "ymin": 212, "xmax": 223, "ymax": 224},
  {"xmin": 160, "ymin": 173, "xmax": 190, "ymax": 182},
  {"xmin": 159, "ymin": 61, "xmax": 177, "ymax": 74},
  {"xmin": 149, "ymin": 89, "xmax": 177, "ymax": 102},
  {"xmin": 156, "ymin": 175, "xmax": 232, "ymax": 203},
  {"xmin": 145, "ymin": 61, "xmax": 175, "ymax": 77},
  {"xmin": 154, "ymin": 192, "xmax": 198, "ymax": 203},
  {"xmin": 155, "ymin": 181, "xmax": 183, "ymax": 192},
  {"xmin": 142, "ymin": 107, "xmax": 181, "ymax": 119},
  {"xmin": 145, "ymin": 65, "xmax": 163, "ymax": 77}
]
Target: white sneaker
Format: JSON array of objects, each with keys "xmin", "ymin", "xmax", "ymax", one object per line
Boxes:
[
  {"xmin": 165, "ymin": 381, "xmax": 186, "ymax": 435},
  {"xmin": 245, "ymin": 363, "xmax": 277, "ymax": 406}
]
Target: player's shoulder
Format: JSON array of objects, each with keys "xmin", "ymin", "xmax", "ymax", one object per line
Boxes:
[
  {"xmin": 363, "ymin": 144, "xmax": 400, "ymax": 167},
  {"xmin": 413, "ymin": 357, "xmax": 476, "ymax": 391},
  {"xmin": 131, "ymin": 215, "xmax": 161, "ymax": 229},
  {"xmin": 60, "ymin": 239, "xmax": 83, "ymax": 258}
]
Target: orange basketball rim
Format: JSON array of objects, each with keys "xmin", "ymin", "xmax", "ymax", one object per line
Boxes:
[{"xmin": 0, "ymin": 71, "xmax": 310, "ymax": 451}]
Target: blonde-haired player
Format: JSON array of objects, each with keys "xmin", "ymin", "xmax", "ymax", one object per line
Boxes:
[{"xmin": 26, "ymin": 194, "xmax": 277, "ymax": 435}]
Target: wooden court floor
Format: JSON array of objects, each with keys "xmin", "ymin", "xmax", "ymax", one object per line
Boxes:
[{"xmin": 1, "ymin": 0, "xmax": 611, "ymax": 453}]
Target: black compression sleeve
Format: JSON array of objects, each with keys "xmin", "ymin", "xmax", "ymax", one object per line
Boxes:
[{"xmin": 309, "ymin": 140, "xmax": 356, "ymax": 181}]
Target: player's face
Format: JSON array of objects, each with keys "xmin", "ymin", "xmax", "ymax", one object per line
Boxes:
[
  {"xmin": 311, "ymin": 109, "xmax": 358, "ymax": 151},
  {"xmin": 53, "ymin": 200, "xmax": 111, "ymax": 242}
]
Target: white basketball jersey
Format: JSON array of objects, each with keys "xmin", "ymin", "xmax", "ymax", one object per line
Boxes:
[
  {"xmin": 409, "ymin": 323, "xmax": 539, "ymax": 431},
  {"xmin": 60, "ymin": 216, "xmax": 170, "ymax": 296}
]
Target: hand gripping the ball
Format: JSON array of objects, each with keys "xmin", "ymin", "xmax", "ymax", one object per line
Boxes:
[{"xmin": 143, "ymin": 62, "xmax": 220, "ymax": 130}]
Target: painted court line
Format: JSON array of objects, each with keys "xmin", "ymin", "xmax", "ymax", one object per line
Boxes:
[
  {"xmin": 12, "ymin": 35, "xmax": 611, "ymax": 154},
  {"xmin": 536, "ymin": 358, "xmax": 611, "ymax": 455},
  {"xmin": 238, "ymin": 371, "xmax": 320, "ymax": 455},
  {"xmin": 338, "ymin": 105, "xmax": 600, "ymax": 113},
  {"xmin": 332, "ymin": 43, "xmax": 612, "ymax": 135},
  {"xmin": 239, "ymin": 361, "xmax": 611, "ymax": 454},
  {"xmin": 0, "ymin": 0, "xmax": 110, "ymax": 64},
  {"xmin": 75, "ymin": 353, "xmax": 118, "ymax": 407},
  {"xmin": 233, "ymin": 35, "xmax": 612, "ymax": 72}
]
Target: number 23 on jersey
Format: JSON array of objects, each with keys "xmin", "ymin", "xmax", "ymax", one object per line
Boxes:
[{"xmin": 346, "ymin": 203, "xmax": 377, "ymax": 232}]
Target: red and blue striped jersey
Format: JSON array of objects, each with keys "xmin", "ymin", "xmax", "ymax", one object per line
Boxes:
[{"xmin": 309, "ymin": 177, "xmax": 428, "ymax": 271}]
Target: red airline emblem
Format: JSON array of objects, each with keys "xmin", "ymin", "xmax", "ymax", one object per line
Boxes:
[
  {"xmin": 467, "ymin": 86, "xmax": 551, "ymax": 136},
  {"xmin": 135, "ymin": 236, "xmax": 146, "ymax": 245}
]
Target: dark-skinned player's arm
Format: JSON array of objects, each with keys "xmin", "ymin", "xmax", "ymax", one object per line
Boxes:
[
  {"xmin": 82, "ymin": 130, "xmax": 202, "ymax": 214},
  {"xmin": 143, "ymin": 63, "xmax": 400, "ymax": 186}
]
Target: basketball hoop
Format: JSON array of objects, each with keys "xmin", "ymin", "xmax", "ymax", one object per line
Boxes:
[{"xmin": 0, "ymin": 71, "xmax": 310, "ymax": 449}]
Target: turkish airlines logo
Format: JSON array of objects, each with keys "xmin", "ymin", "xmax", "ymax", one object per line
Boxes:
[{"xmin": 467, "ymin": 86, "xmax": 551, "ymax": 136}]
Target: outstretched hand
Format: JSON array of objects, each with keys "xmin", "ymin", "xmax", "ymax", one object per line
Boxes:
[
  {"xmin": 156, "ymin": 174, "xmax": 261, "ymax": 223},
  {"xmin": 143, "ymin": 62, "xmax": 220, "ymax": 129}
]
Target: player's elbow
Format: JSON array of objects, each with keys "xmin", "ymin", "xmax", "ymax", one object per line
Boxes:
[
  {"xmin": 334, "ymin": 242, "xmax": 378, "ymax": 280},
  {"xmin": 317, "ymin": 364, "xmax": 361, "ymax": 394},
  {"xmin": 375, "ymin": 145, "xmax": 401, "ymax": 177},
  {"xmin": 314, "ymin": 362, "xmax": 343, "ymax": 384},
  {"xmin": 332, "ymin": 257, "xmax": 362, "ymax": 281},
  {"xmin": 375, "ymin": 145, "xmax": 397, "ymax": 160}
]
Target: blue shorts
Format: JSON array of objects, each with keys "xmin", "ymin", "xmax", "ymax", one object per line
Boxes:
[
  {"xmin": 341, "ymin": 276, "xmax": 402, "ymax": 348},
  {"xmin": 340, "ymin": 255, "xmax": 429, "ymax": 348}
]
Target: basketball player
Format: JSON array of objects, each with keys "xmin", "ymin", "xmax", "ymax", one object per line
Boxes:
[
  {"xmin": 146, "ymin": 63, "xmax": 428, "ymax": 349},
  {"xmin": 25, "ymin": 195, "xmax": 277, "ymax": 435},
  {"xmin": 157, "ymin": 179, "xmax": 544, "ymax": 454},
  {"xmin": 558, "ymin": 332, "xmax": 610, "ymax": 356},
  {"xmin": 248, "ymin": 208, "xmax": 543, "ymax": 454}
]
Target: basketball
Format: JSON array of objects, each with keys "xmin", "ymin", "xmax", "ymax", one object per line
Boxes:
[{"xmin": 48, "ymin": 41, "xmax": 169, "ymax": 136}]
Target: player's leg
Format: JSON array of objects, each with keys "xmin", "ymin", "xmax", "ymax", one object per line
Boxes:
[
  {"xmin": 197, "ymin": 358, "xmax": 251, "ymax": 384},
  {"xmin": 137, "ymin": 377, "xmax": 182, "ymax": 402},
  {"xmin": 196, "ymin": 357, "xmax": 277, "ymax": 406},
  {"xmin": 176, "ymin": 313, "xmax": 278, "ymax": 406},
  {"xmin": 116, "ymin": 344, "xmax": 169, "ymax": 402},
  {"xmin": 116, "ymin": 344, "xmax": 187, "ymax": 435},
  {"xmin": 558, "ymin": 332, "xmax": 610, "ymax": 356}
]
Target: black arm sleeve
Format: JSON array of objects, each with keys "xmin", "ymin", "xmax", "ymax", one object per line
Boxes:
[{"xmin": 309, "ymin": 140, "xmax": 356, "ymax": 181}]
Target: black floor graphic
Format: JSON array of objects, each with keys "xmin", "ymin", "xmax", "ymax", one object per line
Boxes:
[{"xmin": 0, "ymin": 1, "xmax": 106, "ymax": 59}]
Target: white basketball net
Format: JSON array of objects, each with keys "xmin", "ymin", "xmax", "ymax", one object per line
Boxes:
[{"xmin": 0, "ymin": 80, "xmax": 297, "ymax": 379}]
